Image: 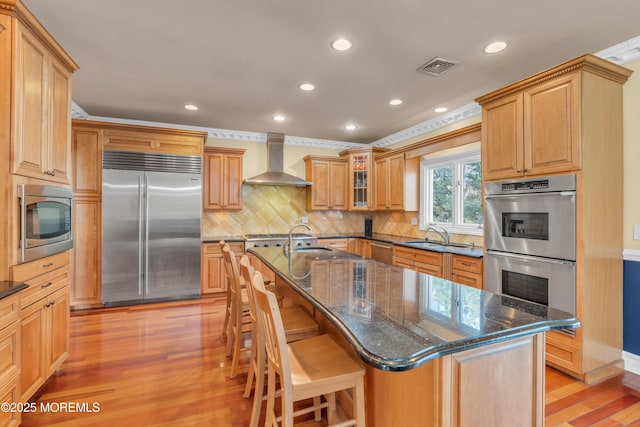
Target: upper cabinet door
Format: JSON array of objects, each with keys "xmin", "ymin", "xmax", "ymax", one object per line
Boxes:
[
  {"xmin": 481, "ymin": 92, "xmax": 524, "ymax": 181},
  {"xmin": 12, "ymin": 23, "xmax": 73, "ymax": 184},
  {"xmin": 48, "ymin": 57, "xmax": 72, "ymax": 184},
  {"xmin": 330, "ymin": 160, "xmax": 348, "ymax": 210},
  {"xmin": 223, "ymin": 153, "xmax": 243, "ymax": 210},
  {"xmin": 203, "ymin": 148, "xmax": 244, "ymax": 210},
  {"xmin": 523, "ymin": 73, "xmax": 581, "ymax": 175},
  {"xmin": 13, "ymin": 23, "xmax": 48, "ymax": 180}
]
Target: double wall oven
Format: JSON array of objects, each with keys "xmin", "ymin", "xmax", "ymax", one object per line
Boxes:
[{"xmin": 484, "ymin": 174, "xmax": 577, "ymax": 327}]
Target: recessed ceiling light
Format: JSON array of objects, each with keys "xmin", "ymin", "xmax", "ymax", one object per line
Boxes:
[
  {"xmin": 184, "ymin": 104, "xmax": 198, "ymax": 111},
  {"xmin": 434, "ymin": 107, "xmax": 447, "ymax": 113},
  {"xmin": 389, "ymin": 99, "xmax": 403, "ymax": 106},
  {"xmin": 273, "ymin": 115, "xmax": 286, "ymax": 122},
  {"xmin": 484, "ymin": 41, "xmax": 507, "ymax": 54},
  {"xmin": 331, "ymin": 38, "xmax": 353, "ymax": 51},
  {"xmin": 299, "ymin": 83, "xmax": 315, "ymax": 91},
  {"xmin": 344, "ymin": 123, "xmax": 357, "ymax": 131}
]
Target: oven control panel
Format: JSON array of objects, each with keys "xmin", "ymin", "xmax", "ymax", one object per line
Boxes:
[{"xmin": 501, "ymin": 179, "xmax": 549, "ymax": 192}]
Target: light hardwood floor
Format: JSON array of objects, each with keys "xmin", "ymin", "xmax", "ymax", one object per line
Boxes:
[{"xmin": 20, "ymin": 298, "xmax": 640, "ymax": 426}]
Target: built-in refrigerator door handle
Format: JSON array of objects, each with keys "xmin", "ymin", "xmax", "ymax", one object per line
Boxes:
[
  {"xmin": 138, "ymin": 176, "xmax": 144, "ymax": 297},
  {"xmin": 144, "ymin": 175, "xmax": 150, "ymax": 296}
]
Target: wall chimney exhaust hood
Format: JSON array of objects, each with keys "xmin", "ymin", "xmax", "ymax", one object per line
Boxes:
[{"xmin": 243, "ymin": 133, "xmax": 312, "ymax": 186}]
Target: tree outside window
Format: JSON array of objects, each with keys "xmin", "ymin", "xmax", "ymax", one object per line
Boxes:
[{"xmin": 421, "ymin": 150, "xmax": 483, "ymax": 235}]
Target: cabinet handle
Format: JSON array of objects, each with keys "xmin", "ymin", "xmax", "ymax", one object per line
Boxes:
[
  {"xmin": 461, "ymin": 262, "xmax": 472, "ymax": 266},
  {"xmin": 43, "ymin": 262, "xmax": 54, "ymax": 268},
  {"xmin": 41, "ymin": 282, "xmax": 53, "ymax": 288},
  {"xmin": 51, "ymin": 170, "xmax": 56, "ymax": 176}
]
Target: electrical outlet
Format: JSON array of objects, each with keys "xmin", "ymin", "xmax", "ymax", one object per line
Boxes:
[
  {"xmin": 634, "ymin": 224, "xmax": 640, "ymax": 240},
  {"xmin": 301, "ymin": 216, "xmax": 309, "ymax": 224},
  {"xmin": 411, "ymin": 217, "xmax": 417, "ymax": 225}
]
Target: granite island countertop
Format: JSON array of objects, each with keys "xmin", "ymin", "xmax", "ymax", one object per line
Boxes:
[{"xmin": 248, "ymin": 246, "xmax": 579, "ymax": 371}]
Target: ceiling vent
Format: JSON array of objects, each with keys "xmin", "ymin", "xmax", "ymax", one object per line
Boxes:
[{"xmin": 417, "ymin": 57, "xmax": 459, "ymax": 76}]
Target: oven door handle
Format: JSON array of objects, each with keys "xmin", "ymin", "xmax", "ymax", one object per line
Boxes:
[
  {"xmin": 484, "ymin": 191, "xmax": 575, "ymax": 200},
  {"xmin": 486, "ymin": 250, "xmax": 575, "ymax": 266}
]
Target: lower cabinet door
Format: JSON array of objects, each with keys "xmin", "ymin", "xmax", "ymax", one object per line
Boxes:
[
  {"xmin": 20, "ymin": 301, "xmax": 46, "ymax": 402},
  {"xmin": 46, "ymin": 287, "xmax": 70, "ymax": 373}
]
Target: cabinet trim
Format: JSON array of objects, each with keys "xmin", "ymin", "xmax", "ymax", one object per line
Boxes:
[{"xmin": 475, "ymin": 54, "xmax": 631, "ymax": 105}]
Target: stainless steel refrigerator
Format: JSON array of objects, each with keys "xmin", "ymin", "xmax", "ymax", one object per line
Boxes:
[{"xmin": 102, "ymin": 151, "xmax": 201, "ymax": 305}]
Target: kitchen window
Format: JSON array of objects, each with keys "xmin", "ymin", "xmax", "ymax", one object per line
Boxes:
[{"xmin": 420, "ymin": 149, "xmax": 482, "ymax": 235}]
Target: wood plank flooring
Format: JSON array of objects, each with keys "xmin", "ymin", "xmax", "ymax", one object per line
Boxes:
[{"xmin": 20, "ymin": 298, "xmax": 640, "ymax": 426}]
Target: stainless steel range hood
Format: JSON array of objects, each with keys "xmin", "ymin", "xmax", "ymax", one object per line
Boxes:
[{"xmin": 243, "ymin": 133, "xmax": 312, "ymax": 186}]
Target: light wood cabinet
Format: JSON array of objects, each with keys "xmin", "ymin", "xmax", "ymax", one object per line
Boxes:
[
  {"xmin": 10, "ymin": 16, "xmax": 77, "ymax": 185},
  {"xmin": 0, "ymin": 294, "xmax": 20, "ymax": 427},
  {"xmin": 303, "ymin": 156, "xmax": 348, "ymax": 210},
  {"xmin": 321, "ymin": 238, "xmax": 350, "ymax": 252},
  {"xmin": 451, "ymin": 255, "xmax": 483, "ymax": 290},
  {"xmin": 72, "ymin": 200, "xmax": 102, "ymax": 306},
  {"xmin": 103, "ymin": 127, "xmax": 204, "ymax": 156},
  {"xmin": 203, "ymin": 147, "xmax": 245, "ymax": 210},
  {"xmin": 201, "ymin": 242, "xmax": 244, "ymax": 294},
  {"xmin": 348, "ymin": 238, "xmax": 371, "ymax": 257},
  {"xmin": 393, "ymin": 246, "xmax": 443, "ymax": 277},
  {"xmin": 477, "ymin": 55, "xmax": 629, "ymax": 181},
  {"xmin": 373, "ymin": 152, "xmax": 419, "ymax": 211},
  {"xmin": 339, "ymin": 148, "xmax": 388, "ymax": 211},
  {"xmin": 15, "ymin": 262, "xmax": 70, "ymax": 402},
  {"xmin": 476, "ymin": 54, "xmax": 632, "ymax": 382},
  {"xmin": 72, "ymin": 124, "xmax": 103, "ymax": 196},
  {"xmin": 71, "ymin": 123, "xmax": 103, "ymax": 308}
]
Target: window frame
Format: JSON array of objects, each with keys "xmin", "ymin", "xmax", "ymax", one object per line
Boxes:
[{"xmin": 419, "ymin": 148, "xmax": 483, "ymax": 236}]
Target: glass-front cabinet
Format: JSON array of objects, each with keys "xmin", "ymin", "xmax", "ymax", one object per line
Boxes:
[{"xmin": 340, "ymin": 148, "xmax": 387, "ymax": 211}]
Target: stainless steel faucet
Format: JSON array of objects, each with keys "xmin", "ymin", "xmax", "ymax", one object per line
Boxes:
[
  {"xmin": 287, "ymin": 222, "xmax": 312, "ymax": 253},
  {"xmin": 427, "ymin": 224, "xmax": 450, "ymax": 245}
]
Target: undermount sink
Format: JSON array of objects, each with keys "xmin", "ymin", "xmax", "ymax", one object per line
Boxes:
[
  {"xmin": 403, "ymin": 241, "xmax": 470, "ymax": 249},
  {"xmin": 293, "ymin": 246, "xmax": 333, "ymax": 252}
]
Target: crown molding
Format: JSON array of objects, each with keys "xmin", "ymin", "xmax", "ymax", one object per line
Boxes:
[
  {"xmin": 370, "ymin": 102, "xmax": 482, "ymax": 148},
  {"xmin": 596, "ymin": 35, "xmax": 640, "ymax": 65},
  {"xmin": 71, "ymin": 101, "xmax": 89, "ymax": 119},
  {"xmin": 72, "ymin": 113, "xmax": 361, "ymax": 148}
]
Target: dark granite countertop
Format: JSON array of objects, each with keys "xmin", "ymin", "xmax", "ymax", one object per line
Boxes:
[
  {"xmin": 0, "ymin": 281, "xmax": 28, "ymax": 300},
  {"xmin": 201, "ymin": 235, "xmax": 245, "ymax": 243},
  {"xmin": 318, "ymin": 232, "xmax": 484, "ymax": 258},
  {"xmin": 248, "ymin": 246, "xmax": 579, "ymax": 371}
]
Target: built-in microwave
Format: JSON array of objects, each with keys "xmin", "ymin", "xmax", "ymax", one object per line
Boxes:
[{"xmin": 18, "ymin": 185, "xmax": 73, "ymax": 263}]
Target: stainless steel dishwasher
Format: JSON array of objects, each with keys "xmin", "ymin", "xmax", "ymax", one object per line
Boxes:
[{"xmin": 370, "ymin": 241, "xmax": 394, "ymax": 264}]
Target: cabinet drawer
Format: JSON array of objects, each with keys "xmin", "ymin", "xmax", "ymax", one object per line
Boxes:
[
  {"xmin": 19, "ymin": 266, "xmax": 70, "ymax": 310},
  {"xmin": 394, "ymin": 246, "xmax": 442, "ymax": 266},
  {"xmin": 0, "ymin": 320, "xmax": 20, "ymax": 387},
  {"xmin": 11, "ymin": 251, "xmax": 70, "ymax": 284},
  {"xmin": 452, "ymin": 255, "xmax": 483, "ymax": 275},
  {"xmin": 546, "ymin": 335, "xmax": 582, "ymax": 373},
  {"xmin": 0, "ymin": 294, "xmax": 20, "ymax": 330},
  {"xmin": 203, "ymin": 241, "xmax": 244, "ymax": 255},
  {"xmin": 452, "ymin": 270, "xmax": 483, "ymax": 289}
]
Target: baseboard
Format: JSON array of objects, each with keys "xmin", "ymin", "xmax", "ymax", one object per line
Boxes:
[{"xmin": 623, "ymin": 350, "xmax": 640, "ymax": 375}]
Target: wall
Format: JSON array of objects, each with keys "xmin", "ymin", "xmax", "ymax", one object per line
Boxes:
[{"xmin": 623, "ymin": 59, "xmax": 640, "ymax": 364}]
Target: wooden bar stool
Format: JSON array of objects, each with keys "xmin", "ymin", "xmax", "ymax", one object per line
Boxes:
[
  {"xmin": 239, "ymin": 255, "xmax": 320, "ymax": 427},
  {"xmin": 249, "ymin": 269, "xmax": 366, "ymax": 427},
  {"xmin": 221, "ymin": 244, "xmax": 252, "ymax": 377}
]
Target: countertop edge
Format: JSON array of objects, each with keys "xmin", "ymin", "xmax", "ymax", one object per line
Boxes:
[{"xmin": 248, "ymin": 248, "xmax": 573, "ymax": 371}]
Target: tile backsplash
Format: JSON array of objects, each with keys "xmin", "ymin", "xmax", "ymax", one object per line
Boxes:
[{"xmin": 202, "ymin": 185, "xmax": 483, "ymax": 247}]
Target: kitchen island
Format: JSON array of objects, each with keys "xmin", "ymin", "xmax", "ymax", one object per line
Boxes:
[{"xmin": 248, "ymin": 246, "xmax": 579, "ymax": 427}]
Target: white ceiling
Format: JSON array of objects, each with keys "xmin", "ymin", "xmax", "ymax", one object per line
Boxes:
[{"xmin": 23, "ymin": 0, "xmax": 640, "ymax": 145}]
